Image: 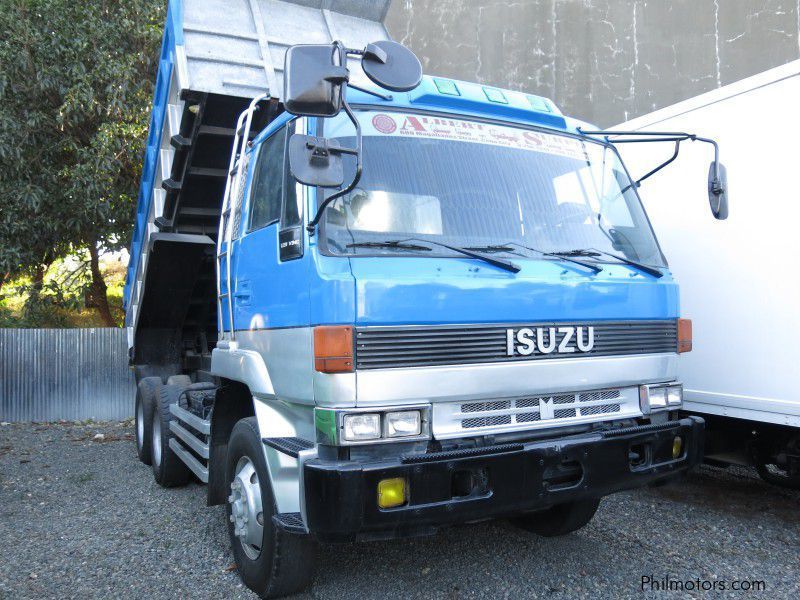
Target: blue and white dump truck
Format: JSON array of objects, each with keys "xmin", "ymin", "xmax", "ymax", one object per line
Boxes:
[{"xmin": 124, "ymin": 1, "xmax": 726, "ymax": 596}]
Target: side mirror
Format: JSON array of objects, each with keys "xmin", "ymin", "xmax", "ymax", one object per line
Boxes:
[
  {"xmin": 708, "ymin": 161, "xmax": 729, "ymax": 220},
  {"xmin": 283, "ymin": 44, "xmax": 348, "ymax": 117},
  {"xmin": 288, "ymin": 134, "xmax": 344, "ymax": 188}
]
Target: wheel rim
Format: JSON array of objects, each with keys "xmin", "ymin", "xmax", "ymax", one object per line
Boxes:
[
  {"xmin": 152, "ymin": 410, "xmax": 162, "ymax": 467},
  {"xmin": 229, "ymin": 456, "xmax": 264, "ymax": 560},
  {"xmin": 136, "ymin": 399, "xmax": 144, "ymax": 451}
]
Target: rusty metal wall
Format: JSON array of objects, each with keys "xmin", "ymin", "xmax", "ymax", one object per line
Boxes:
[{"xmin": 0, "ymin": 328, "xmax": 134, "ymax": 422}]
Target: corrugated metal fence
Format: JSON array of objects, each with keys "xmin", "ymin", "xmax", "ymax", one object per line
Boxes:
[{"xmin": 0, "ymin": 328, "xmax": 134, "ymax": 422}]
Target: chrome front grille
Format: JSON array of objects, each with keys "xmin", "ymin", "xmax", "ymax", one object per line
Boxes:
[
  {"xmin": 355, "ymin": 321, "xmax": 677, "ymax": 370},
  {"xmin": 432, "ymin": 387, "xmax": 642, "ymax": 439}
]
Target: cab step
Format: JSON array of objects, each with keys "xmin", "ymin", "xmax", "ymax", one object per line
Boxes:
[
  {"xmin": 272, "ymin": 512, "xmax": 307, "ymax": 535},
  {"xmin": 262, "ymin": 437, "xmax": 314, "ymax": 458}
]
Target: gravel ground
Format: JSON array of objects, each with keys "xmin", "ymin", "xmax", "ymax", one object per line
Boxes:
[{"xmin": 0, "ymin": 421, "xmax": 798, "ymax": 600}]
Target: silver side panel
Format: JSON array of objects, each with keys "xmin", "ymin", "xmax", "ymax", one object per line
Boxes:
[
  {"xmin": 226, "ymin": 328, "xmax": 356, "ymax": 407},
  {"xmin": 356, "ymin": 353, "xmax": 677, "ymax": 407},
  {"xmin": 182, "ymin": 0, "xmax": 391, "ymax": 99},
  {"xmin": 252, "ymin": 399, "xmax": 316, "ymax": 514},
  {"xmin": 212, "ymin": 330, "xmax": 323, "ymax": 514},
  {"xmin": 211, "ymin": 345, "xmax": 276, "ymax": 397}
]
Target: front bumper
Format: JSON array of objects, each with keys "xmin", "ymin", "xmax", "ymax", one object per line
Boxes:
[{"xmin": 303, "ymin": 417, "xmax": 704, "ymax": 542}]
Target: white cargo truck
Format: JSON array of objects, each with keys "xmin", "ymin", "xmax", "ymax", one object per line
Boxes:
[{"xmin": 618, "ymin": 60, "xmax": 800, "ymax": 489}]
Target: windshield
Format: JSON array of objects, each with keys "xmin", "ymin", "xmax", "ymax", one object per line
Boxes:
[{"xmin": 318, "ymin": 110, "xmax": 665, "ymax": 267}]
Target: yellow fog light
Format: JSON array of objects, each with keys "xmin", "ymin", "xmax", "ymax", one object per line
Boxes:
[
  {"xmin": 672, "ymin": 436, "xmax": 683, "ymax": 459},
  {"xmin": 377, "ymin": 478, "xmax": 407, "ymax": 509}
]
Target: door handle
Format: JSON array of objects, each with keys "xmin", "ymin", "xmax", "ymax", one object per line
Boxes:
[{"xmin": 233, "ymin": 280, "xmax": 251, "ymax": 306}]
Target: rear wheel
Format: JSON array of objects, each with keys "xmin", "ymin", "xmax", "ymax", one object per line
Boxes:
[
  {"xmin": 135, "ymin": 377, "xmax": 161, "ymax": 465},
  {"xmin": 151, "ymin": 384, "xmax": 192, "ymax": 487},
  {"xmin": 226, "ymin": 417, "xmax": 316, "ymax": 598},
  {"xmin": 512, "ymin": 498, "xmax": 601, "ymax": 537}
]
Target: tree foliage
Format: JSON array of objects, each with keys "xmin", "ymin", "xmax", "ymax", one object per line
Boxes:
[{"xmin": 0, "ymin": 0, "xmax": 164, "ymax": 324}]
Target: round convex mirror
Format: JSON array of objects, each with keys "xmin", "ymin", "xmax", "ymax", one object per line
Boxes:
[{"xmin": 362, "ymin": 40, "xmax": 423, "ymax": 92}]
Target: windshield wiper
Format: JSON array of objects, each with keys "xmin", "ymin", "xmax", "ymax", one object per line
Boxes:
[
  {"xmin": 552, "ymin": 248, "xmax": 664, "ymax": 278},
  {"xmin": 400, "ymin": 238, "xmax": 520, "ymax": 273},
  {"xmin": 346, "ymin": 240, "xmax": 432, "ymax": 252},
  {"xmin": 499, "ymin": 241, "xmax": 602, "ymax": 274},
  {"xmin": 463, "ymin": 245, "xmax": 516, "ymax": 253},
  {"xmin": 347, "ymin": 238, "xmax": 520, "ymax": 273}
]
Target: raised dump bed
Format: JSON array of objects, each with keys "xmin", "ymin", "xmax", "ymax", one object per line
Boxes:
[{"xmin": 124, "ymin": 0, "xmax": 390, "ymax": 375}]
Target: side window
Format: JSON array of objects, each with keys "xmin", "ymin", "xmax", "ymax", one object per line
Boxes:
[
  {"xmin": 248, "ymin": 126, "xmax": 287, "ymax": 232},
  {"xmin": 281, "ymin": 121, "xmax": 301, "ymax": 227}
]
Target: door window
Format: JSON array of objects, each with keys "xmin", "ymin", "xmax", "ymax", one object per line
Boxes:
[{"xmin": 249, "ymin": 127, "xmax": 288, "ymax": 231}]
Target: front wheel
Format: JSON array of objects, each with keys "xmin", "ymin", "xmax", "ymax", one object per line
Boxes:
[
  {"xmin": 511, "ymin": 498, "xmax": 601, "ymax": 537},
  {"xmin": 226, "ymin": 417, "xmax": 316, "ymax": 598}
]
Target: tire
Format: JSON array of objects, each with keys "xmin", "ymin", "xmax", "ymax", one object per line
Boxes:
[
  {"xmin": 226, "ymin": 417, "xmax": 316, "ymax": 598},
  {"xmin": 755, "ymin": 459, "xmax": 800, "ymax": 490},
  {"xmin": 166, "ymin": 374, "xmax": 192, "ymax": 387},
  {"xmin": 151, "ymin": 384, "xmax": 192, "ymax": 487},
  {"xmin": 135, "ymin": 377, "xmax": 162, "ymax": 465},
  {"xmin": 511, "ymin": 498, "xmax": 601, "ymax": 537},
  {"xmin": 754, "ymin": 435, "xmax": 800, "ymax": 490}
]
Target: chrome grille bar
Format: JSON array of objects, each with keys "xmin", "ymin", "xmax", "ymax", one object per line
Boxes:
[{"xmin": 356, "ymin": 321, "xmax": 677, "ymax": 369}]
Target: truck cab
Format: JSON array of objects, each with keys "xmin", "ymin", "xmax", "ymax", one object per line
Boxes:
[
  {"xmin": 125, "ymin": 2, "xmax": 715, "ymax": 597},
  {"xmin": 213, "ymin": 77, "xmax": 702, "ymax": 530}
]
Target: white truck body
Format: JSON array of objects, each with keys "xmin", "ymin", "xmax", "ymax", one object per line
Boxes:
[{"xmin": 619, "ymin": 60, "xmax": 800, "ymax": 429}]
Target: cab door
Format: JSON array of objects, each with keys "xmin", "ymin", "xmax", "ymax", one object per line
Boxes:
[{"xmin": 231, "ymin": 117, "xmax": 309, "ymax": 332}]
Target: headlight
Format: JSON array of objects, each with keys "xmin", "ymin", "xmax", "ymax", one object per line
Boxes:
[
  {"xmin": 385, "ymin": 411, "xmax": 422, "ymax": 438},
  {"xmin": 640, "ymin": 383, "xmax": 682, "ymax": 413},
  {"xmin": 649, "ymin": 387, "xmax": 667, "ymax": 408},
  {"xmin": 316, "ymin": 406, "xmax": 431, "ymax": 445},
  {"xmin": 666, "ymin": 385, "xmax": 683, "ymax": 406},
  {"xmin": 343, "ymin": 413, "xmax": 381, "ymax": 441}
]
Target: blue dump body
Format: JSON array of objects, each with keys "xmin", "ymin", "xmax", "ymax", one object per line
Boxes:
[{"xmin": 124, "ymin": 0, "xmax": 182, "ymax": 309}]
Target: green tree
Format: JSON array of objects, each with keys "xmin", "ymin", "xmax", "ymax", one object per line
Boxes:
[{"xmin": 0, "ymin": 0, "xmax": 164, "ymax": 325}]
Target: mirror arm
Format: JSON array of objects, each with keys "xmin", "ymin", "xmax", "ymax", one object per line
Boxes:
[
  {"xmin": 635, "ymin": 140, "xmax": 681, "ymax": 187},
  {"xmin": 347, "ymin": 82, "xmax": 393, "ymax": 101},
  {"xmin": 579, "ymin": 127, "xmax": 724, "ymax": 195},
  {"xmin": 694, "ymin": 136, "xmax": 722, "ymax": 194},
  {"xmin": 306, "ymin": 99, "xmax": 363, "ymax": 234}
]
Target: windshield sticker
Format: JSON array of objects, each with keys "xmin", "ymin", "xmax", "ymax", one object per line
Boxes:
[{"xmin": 362, "ymin": 112, "xmax": 587, "ymax": 160}]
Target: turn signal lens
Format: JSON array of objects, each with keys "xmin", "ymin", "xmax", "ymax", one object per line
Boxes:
[
  {"xmin": 377, "ymin": 478, "xmax": 407, "ymax": 509},
  {"xmin": 677, "ymin": 319, "xmax": 692, "ymax": 353},
  {"xmin": 314, "ymin": 326, "xmax": 353, "ymax": 373}
]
